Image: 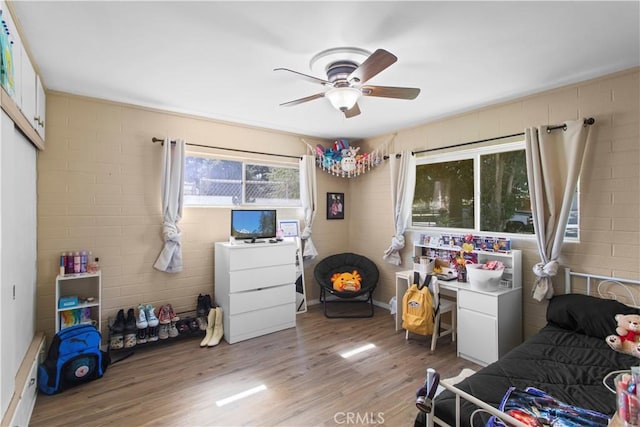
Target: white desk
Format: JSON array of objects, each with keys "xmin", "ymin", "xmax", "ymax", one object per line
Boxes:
[{"xmin": 395, "ymin": 270, "xmax": 522, "ymax": 366}]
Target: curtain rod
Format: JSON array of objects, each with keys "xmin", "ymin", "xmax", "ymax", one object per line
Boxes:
[
  {"xmin": 413, "ymin": 117, "xmax": 595, "ymax": 155},
  {"xmin": 151, "ymin": 137, "xmax": 302, "ymax": 160}
]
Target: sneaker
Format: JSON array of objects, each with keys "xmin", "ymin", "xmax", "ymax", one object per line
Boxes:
[
  {"xmin": 136, "ymin": 304, "xmax": 148, "ymax": 329},
  {"xmin": 168, "ymin": 321, "xmax": 179, "ymax": 338},
  {"xmin": 124, "ymin": 308, "xmax": 137, "ymax": 349},
  {"xmin": 189, "ymin": 318, "xmax": 200, "ymax": 332},
  {"xmin": 136, "ymin": 326, "xmax": 148, "ymax": 344},
  {"xmin": 145, "ymin": 304, "xmax": 159, "ymax": 327},
  {"xmin": 158, "ymin": 323, "xmax": 169, "ymax": 340},
  {"xmin": 167, "ymin": 304, "xmax": 180, "ymax": 322},
  {"xmin": 176, "ymin": 319, "xmax": 190, "ymax": 334},
  {"xmin": 148, "ymin": 325, "xmax": 159, "ymax": 342},
  {"xmin": 109, "ymin": 309, "xmax": 125, "ymax": 349},
  {"xmin": 157, "ymin": 305, "xmax": 171, "ymax": 324}
]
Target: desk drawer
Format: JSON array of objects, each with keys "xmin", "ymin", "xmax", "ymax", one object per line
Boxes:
[
  {"xmin": 230, "ymin": 264, "xmax": 295, "ymax": 292},
  {"xmin": 458, "ymin": 290, "xmax": 497, "ymax": 317},
  {"xmin": 229, "ymin": 284, "xmax": 295, "ymax": 315}
]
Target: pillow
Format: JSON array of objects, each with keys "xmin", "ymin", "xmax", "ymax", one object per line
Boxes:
[{"xmin": 546, "ymin": 293, "xmax": 640, "ymax": 339}]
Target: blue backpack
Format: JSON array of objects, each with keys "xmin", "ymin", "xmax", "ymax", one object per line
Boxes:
[{"xmin": 38, "ymin": 324, "xmax": 107, "ymax": 395}]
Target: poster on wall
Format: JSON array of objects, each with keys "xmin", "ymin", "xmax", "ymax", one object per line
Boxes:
[{"xmin": 278, "ymin": 219, "xmax": 306, "ymax": 313}]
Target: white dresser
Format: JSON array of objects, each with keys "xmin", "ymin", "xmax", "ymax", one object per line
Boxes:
[{"xmin": 215, "ymin": 241, "xmax": 297, "ymax": 344}]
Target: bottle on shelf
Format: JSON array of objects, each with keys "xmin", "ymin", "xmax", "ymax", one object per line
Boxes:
[
  {"xmin": 73, "ymin": 252, "xmax": 81, "ymax": 274},
  {"xmin": 88, "ymin": 257, "xmax": 100, "ymax": 274},
  {"xmin": 60, "ymin": 252, "xmax": 66, "ymax": 276},
  {"xmin": 80, "ymin": 250, "xmax": 88, "ymax": 273}
]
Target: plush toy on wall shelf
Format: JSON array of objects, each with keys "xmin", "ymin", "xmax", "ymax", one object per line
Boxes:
[{"xmin": 312, "ymin": 139, "xmax": 386, "ymax": 178}]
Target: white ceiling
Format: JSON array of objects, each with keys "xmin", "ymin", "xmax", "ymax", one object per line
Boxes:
[{"xmin": 11, "ymin": 1, "xmax": 640, "ymax": 140}]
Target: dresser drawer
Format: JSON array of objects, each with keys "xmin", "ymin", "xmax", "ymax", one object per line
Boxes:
[
  {"xmin": 227, "ymin": 303, "xmax": 296, "ymax": 344},
  {"xmin": 229, "ymin": 284, "xmax": 295, "ymax": 315},
  {"xmin": 229, "ymin": 264, "xmax": 295, "ymax": 292},
  {"xmin": 228, "ymin": 244, "xmax": 295, "ymax": 271},
  {"xmin": 458, "ymin": 290, "xmax": 497, "ymax": 317}
]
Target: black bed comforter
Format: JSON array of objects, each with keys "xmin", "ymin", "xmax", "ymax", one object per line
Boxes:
[{"xmin": 415, "ymin": 294, "xmax": 640, "ymax": 427}]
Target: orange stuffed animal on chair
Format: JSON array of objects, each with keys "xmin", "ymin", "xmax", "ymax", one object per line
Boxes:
[{"xmin": 331, "ymin": 270, "xmax": 362, "ymax": 292}]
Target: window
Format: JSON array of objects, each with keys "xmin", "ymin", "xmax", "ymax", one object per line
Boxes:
[
  {"xmin": 412, "ymin": 141, "xmax": 579, "ymax": 238},
  {"xmin": 184, "ymin": 154, "xmax": 300, "ymax": 207}
]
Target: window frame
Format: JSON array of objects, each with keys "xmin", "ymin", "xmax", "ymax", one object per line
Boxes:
[
  {"xmin": 183, "ymin": 151, "xmax": 301, "ymax": 208},
  {"xmin": 411, "ymin": 140, "xmax": 580, "ymax": 241}
]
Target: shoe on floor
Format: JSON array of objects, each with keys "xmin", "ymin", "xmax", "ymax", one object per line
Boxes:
[
  {"xmin": 168, "ymin": 321, "xmax": 179, "ymax": 338},
  {"xmin": 167, "ymin": 304, "xmax": 180, "ymax": 322},
  {"xmin": 148, "ymin": 325, "xmax": 159, "ymax": 342},
  {"xmin": 136, "ymin": 326, "xmax": 148, "ymax": 344},
  {"xmin": 136, "ymin": 304, "xmax": 148, "ymax": 329},
  {"xmin": 124, "ymin": 308, "xmax": 137, "ymax": 348},
  {"xmin": 145, "ymin": 304, "xmax": 159, "ymax": 327},
  {"xmin": 158, "ymin": 323, "xmax": 169, "ymax": 340},
  {"xmin": 200, "ymin": 307, "xmax": 217, "ymax": 347},
  {"xmin": 157, "ymin": 305, "xmax": 171, "ymax": 325},
  {"xmin": 109, "ymin": 309, "xmax": 126, "ymax": 349},
  {"xmin": 196, "ymin": 294, "xmax": 206, "ymax": 318},
  {"xmin": 207, "ymin": 307, "xmax": 224, "ymax": 347}
]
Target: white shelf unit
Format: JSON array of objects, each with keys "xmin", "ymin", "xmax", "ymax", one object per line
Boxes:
[
  {"xmin": 215, "ymin": 241, "xmax": 297, "ymax": 344},
  {"xmin": 413, "ymin": 243, "xmax": 522, "ymax": 366},
  {"xmin": 55, "ymin": 272, "xmax": 101, "ymax": 333}
]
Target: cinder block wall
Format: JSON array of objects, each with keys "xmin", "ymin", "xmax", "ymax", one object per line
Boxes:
[
  {"xmin": 356, "ymin": 68, "xmax": 639, "ymax": 337},
  {"xmin": 37, "ymin": 68, "xmax": 639, "ymax": 341},
  {"xmin": 36, "ymin": 93, "xmax": 339, "ymax": 340}
]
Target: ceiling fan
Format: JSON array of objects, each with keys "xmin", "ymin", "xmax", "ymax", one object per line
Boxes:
[{"xmin": 274, "ymin": 48, "xmax": 420, "ymax": 118}]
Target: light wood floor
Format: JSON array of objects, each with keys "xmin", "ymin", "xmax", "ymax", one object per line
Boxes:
[{"xmin": 31, "ymin": 305, "xmax": 480, "ymax": 427}]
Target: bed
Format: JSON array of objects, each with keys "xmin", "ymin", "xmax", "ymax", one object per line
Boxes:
[{"xmin": 416, "ymin": 269, "xmax": 640, "ymax": 427}]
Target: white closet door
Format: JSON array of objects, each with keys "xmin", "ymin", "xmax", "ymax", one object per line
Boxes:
[{"xmin": 0, "ymin": 111, "xmax": 37, "ymax": 416}]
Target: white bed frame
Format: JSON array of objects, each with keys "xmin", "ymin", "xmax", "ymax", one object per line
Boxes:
[{"xmin": 424, "ymin": 268, "xmax": 640, "ymax": 427}]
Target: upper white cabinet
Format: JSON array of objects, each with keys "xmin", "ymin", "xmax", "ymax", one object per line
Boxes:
[
  {"xmin": 35, "ymin": 75, "xmax": 44, "ymax": 139},
  {"xmin": 19, "ymin": 44, "xmax": 35, "ymax": 128},
  {"xmin": 0, "ymin": 1, "xmax": 45, "ymax": 144}
]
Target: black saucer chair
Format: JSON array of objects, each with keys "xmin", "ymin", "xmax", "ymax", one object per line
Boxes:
[{"xmin": 314, "ymin": 252, "xmax": 379, "ymax": 318}]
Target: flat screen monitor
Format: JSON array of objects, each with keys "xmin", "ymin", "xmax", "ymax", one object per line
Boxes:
[{"xmin": 230, "ymin": 209, "xmax": 277, "ymax": 241}]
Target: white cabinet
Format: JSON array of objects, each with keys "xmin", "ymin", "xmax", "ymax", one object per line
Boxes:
[
  {"xmin": 35, "ymin": 75, "xmax": 45, "ymax": 139},
  {"xmin": 55, "ymin": 272, "xmax": 102, "ymax": 334},
  {"xmin": 215, "ymin": 241, "xmax": 297, "ymax": 344},
  {"xmin": 19, "ymin": 44, "xmax": 35, "ymax": 131},
  {"xmin": 0, "ymin": 110, "xmax": 36, "ymax": 418},
  {"xmin": 456, "ymin": 287, "xmax": 522, "ymax": 366}
]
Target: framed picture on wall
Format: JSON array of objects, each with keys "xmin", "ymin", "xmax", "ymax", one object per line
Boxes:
[{"xmin": 326, "ymin": 192, "xmax": 344, "ymax": 220}]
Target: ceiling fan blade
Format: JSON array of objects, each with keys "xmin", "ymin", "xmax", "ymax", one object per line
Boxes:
[
  {"xmin": 279, "ymin": 93, "xmax": 325, "ymax": 107},
  {"xmin": 348, "ymin": 49, "xmax": 397, "ymax": 84},
  {"xmin": 343, "ymin": 103, "xmax": 361, "ymax": 118},
  {"xmin": 361, "ymin": 85, "xmax": 420, "ymax": 100},
  {"xmin": 273, "ymin": 68, "xmax": 331, "ymax": 85}
]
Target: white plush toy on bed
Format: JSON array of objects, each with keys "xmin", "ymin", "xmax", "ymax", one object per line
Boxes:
[{"xmin": 605, "ymin": 313, "xmax": 640, "ymax": 358}]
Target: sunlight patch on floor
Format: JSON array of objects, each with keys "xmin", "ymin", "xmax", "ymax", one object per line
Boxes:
[
  {"xmin": 216, "ymin": 384, "xmax": 268, "ymax": 407},
  {"xmin": 339, "ymin": 343, "xmax": 376, "ymax": 358}
]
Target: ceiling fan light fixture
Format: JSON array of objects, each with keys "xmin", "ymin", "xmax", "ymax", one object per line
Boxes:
[{"xmin": 326, "ymin": 87, "xmax": 361, "ymax": 112}]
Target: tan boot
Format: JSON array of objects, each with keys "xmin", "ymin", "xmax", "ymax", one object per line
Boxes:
[
  {"xmin": 200, "ymin": 308, "xmax": 216, "ymax": 347},
  {"xmin": 207, "ymin": 307, "xmax": 224, "ymax": 347}
]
